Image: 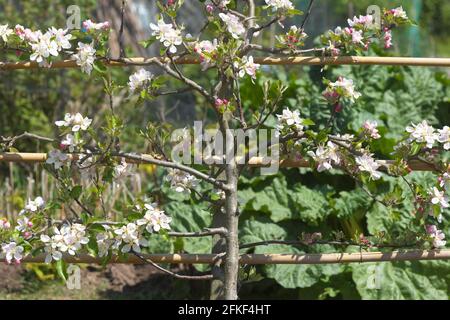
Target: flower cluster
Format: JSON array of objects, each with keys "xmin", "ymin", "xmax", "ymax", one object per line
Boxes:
[
  {"xmin": 1, "ymin": 242, "xmax": 24, "ymax": 264},
  {"xmin": 56, "ymin": 113, "xmax": 92, "ymax": 132},
  {"xmin": 234, "ymin": 56, "xmax": 260, "ymax": 80},
  {"xmin": 347, "ymin": 15, "xmax": 376, "ymax": 30},
  {"xmin": 277, "ymin": 26, "xmax": 307, "ymax": 50},
  {"xmin": 128, "ymin": 68, "xmax": 153, "ymax": 93},
  {"xmin": 82, "ymin": 20, "xmax": 110, "ymax": 32},
  {"xmin": 405, "ymin": 121, "xmax": 450, "ymax": 150},
  {"xmin": 384, "ymin": 7, "xmax": 410, "ymax": 26},
  {"xmin": 73, "ymin": 42, "xmax": 96, "ymax": 75},
  {"xmin": 265, "ymin": 0, "xmax": 294, "ymax": 12},
  {"xmin": 0, "ymin": 194, "xmax": 173, "ymax": 264},
  {"xmin": 362, "ymin": 121, "xmax": 381, "ymax": 140},
  {"xmin": 355, "ymin": 153, "xmax": 382, "ymax": 180},
  {"xmin": 323, "ymin": 77, "xmax": 361, "ymax": 106},
  {"xmin": 194, "ymin": 39, "xmax": 218, "ymax": 67},
  {"xmin": 40, "ymin": 223, "xmax": 89, "ymax": 263},
  {"xmin": 219, "ymin": 13, "xmax": 245, "ymax": 39},
  {"xmin": 321, "ymin": 7, "xmax": 410, "ymax": 55},
  {"xmin": 166, "ymin": 168, "xmax": 199, "ymax": 193},
  {"xmin": 46, "ymin": 149, "xmax": 69, "ymax": 170},
  {"xmin": 137, "ymin": 202, "xmax": 172, "ymax": 233},
  {"xmin": 150, "ymin": 18, "xmax": 183, "ymax": 53},
  {"xmin": 426, "ymin": 225, "xmax": 446, "ymax": 248},
  {"xmin": 0, "ymin": 218, "xmax": 10, "ymax": 230},
  {"xmin": 0, "ymin": 20, "xmax": 107, "ymax": 71},
  {"xmin": 307, "ymin": 142, "xmax": 341, "ymax": 172},
  {"xmin": 276, "ymin": 108, "xmax": 305, "ymax": 136}
]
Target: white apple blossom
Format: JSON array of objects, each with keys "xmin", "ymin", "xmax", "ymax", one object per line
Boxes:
[
  {"xmin": 430, "ymin": 187, "xmax": 449, "ymax": 209},
  {"xmin": 24, "ymin": 196, "xmax": 45, "ymax": 213},
  {"xmin": 40, "ymin": 234, "xmax": 63, "ymax": 263},
  {"xmin": 16, "ymin": 216, "xmax": 33, "ymax": 232},
  {"xmin": 77, "ymin": 151, "xmax": 96, "ymax": 180},
  {"xmin": 384, "ymin": 29, "xmax": 393, "ymax": 49},
  {"xmin": 149, "ymin": 18, "xmax": 182, "ymax": 54},
  {"xmin": 60, "ymin": 134, "xmax": 77, "ymax": 152},
  {"xmin": 276, "ymin": 108, "xmax": 304, "ymax": 134},
  {"xmin": 406, "ymin": 121, "xmax": 438, "ymax": 149},
  {"xmin": 307, "ymin": 141, "xmax": 341, "ymax": 172},
  {"xmin": 439, "ymin": 173, "xmax": 450, "ymax": 189},
  {"xmin": 48, "ymin": 27, "xmax": 72, "ymax": 51},
  {"xmin": 1, "ymin": 242, "xmax": 24, "ymax": 264},
  {"xmin": 235, "ymin": 56, "xmax": 260, "ymax": 79},
  {"xmin": 40, "ymin": 224, "xmax": 88, "ymax": 262},
  {"xmin": 71, "ymin": 113, "xmax": 93, "ymax": 131},
  {"xmin": 166, "ymin": 168, "xmax": 199, "ymax": 193},
  {"xmin": 437, "ymin": 126, "xmax": 450, "ymax": 150},
  {"xmin": 30, "ymin": 31, "xmax": 59, "ymax": 65},
  {"xmin": 82, "ymin": 20, "xmax": 110, "ymax": 32},
  {"xmin": 0, "ymin": 218, "xmax": 10, "ymax": 230},
  {"xmin": 347, "ymin": 15, "xmax": 375, "ymax": 29},
  {"xmin": 362, "ymin": 120, "xmax": 381, "ymax": 139},
  {"xmin": 350, "ymin": 29, "xmax": 364, "ymax": 45},
  {"xmin": 137, "ymin": 203, "xmax": 172, "ymax": 233},
  {"xmin": 55, "ymin": 113, "xmax": 92, "ymax": 132},
  {"xmin": 324, "ymin": 77, "xmax": 361, "ymax": 104},
  {"xmin": 114, "ymin": 159, "xmax": 134, "ymax": 181},
  {"xmin": 355, "ymin": 154, "xmax": 382, "ymax": 180},
  {"xmin": 0, "ymin": 24, "xmax": 13, "ymax": 43},
  {"xmin": 426, "ymin": 225, "xmax": 446, "ymax": 248},
  {"xmin": 46, "ymin": 149, "xmax": 69, "ymax": 170},
  {"xmin": 55, "ymin": 113, "xmax": 73, "ymax": 127},
  {"xmin": 73, "ymin": 42, "xmax": 96, "ymax": 75},
  {"xmin": 391, "ymin": 6, "xmax": 408, "ymax": 19},
  {"xmin": 265, "ymin": 0, "xmax": 294, "ymax": 11},
  {"xmin": 194, "ymin": 39, "xmax": 218, "ymax": 65},
  {"xmin": 114, "ymin": 223, "xmax": 148, "ymax": 253},
  {"xmin": 128, "ymin": 69, "xmax": 153, "ymax": 93},
  {"xmin": 219, "ymin": 13, "xmax": 245, "ymax": 39}
]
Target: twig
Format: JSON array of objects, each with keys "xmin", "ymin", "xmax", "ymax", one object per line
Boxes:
[
  {"xmin": 1, "ymin": 132, "xmax": 55, "ymax": 149},
  {"xmin": 300, "ymin": 0, "xmax": 316, "ymax": 30},
  {"xmin": 119, "ymin": 0, "xmax": 126, "ymax": 58},
  {"xmin": 133, "ymin": 252, "xmax": 214, "ymax": 280}
]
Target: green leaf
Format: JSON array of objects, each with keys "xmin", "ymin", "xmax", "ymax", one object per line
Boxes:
[
  {"xmin": 93, "ymin": 60, "xmax": 107, "ymax": 74},
  {"xmin": 56, "ymin": 259, "xmax": 67, "ymax": 282},
  {"xmin": 290, "ymin": 185, "xmax": 329, "ymax": 225},
  {"xmin": 239, "ymin": 176, "xmax": 291, "ymax": 222},
  {"xmin": 165, "ymin": 202, "xmax": 212, "ymax": 254},
  {"xmin": 240, "ymin": 220, "xmax": 341, "ymax": 289},
  {"xmin": 352, "ymin": 261, "xmax": 450, "ymax": 300},
  {"xmin": 70, "ymin": 185, "xmax": 83, "ymax": 199}
]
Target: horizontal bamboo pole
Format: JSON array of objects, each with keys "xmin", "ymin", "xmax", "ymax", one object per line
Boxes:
[
  {"xmin": 1, "ymin": 56, "xmax": 449, "ymax": 71},
  {"xmin": 0, "ymin": 152, "xmax": 436, "ymax": 171},
  {"xmin": 2, "ymin": 249, "xmax": 450, "ymax": 265}
]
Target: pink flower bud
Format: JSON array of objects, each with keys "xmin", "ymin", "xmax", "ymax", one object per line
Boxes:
[
  {"xmin": 206, "ymin": 4, "xmax": 214, "ymax": 13},
  {"xmin": 27, "ymin": 221, "xmax": 33, "ymax": 227},
  {"xmin": 334, "ymin": 104, "xmax": 343, "ymax": 113},
  {"xmin": 14, "ymin": 259, "xmax": 21, "ymax": 265},
  {"xmin": 167, "ymin": 0, "xmax": 175, "ymax": 6},
  {"xmin": 24, "ymin": 231, "xmax": 32, "ymax": 239},
  {"xmin": 215, "ymin": 98, "xmax": 223, "ymax": 106}
]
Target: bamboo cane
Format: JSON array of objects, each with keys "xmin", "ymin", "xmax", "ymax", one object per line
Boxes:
[
  {"xmin": 3, "ymin": 249, "xmax": 450, "ymax": 265},
  {"xmin": 0, "ymin": 152, "xmax": 437, "ymax": 171},
  {"xmin": 1, "ymin": 56, "xmax": 450, "ymax": 71}
]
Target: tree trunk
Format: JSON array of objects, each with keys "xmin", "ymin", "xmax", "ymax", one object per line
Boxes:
[{"xmin": 223, "ymin": 160, "xmax": 239, "ymax": 300}]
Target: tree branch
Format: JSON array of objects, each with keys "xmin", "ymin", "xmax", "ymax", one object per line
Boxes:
[{"xmin": 133, "ymin": 252, "xmax": 214, "ymax": 280}]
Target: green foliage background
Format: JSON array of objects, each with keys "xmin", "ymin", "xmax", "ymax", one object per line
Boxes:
[{"xmin": 0, "ymin": 0, "xmax": 449, "ymax": 299}]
